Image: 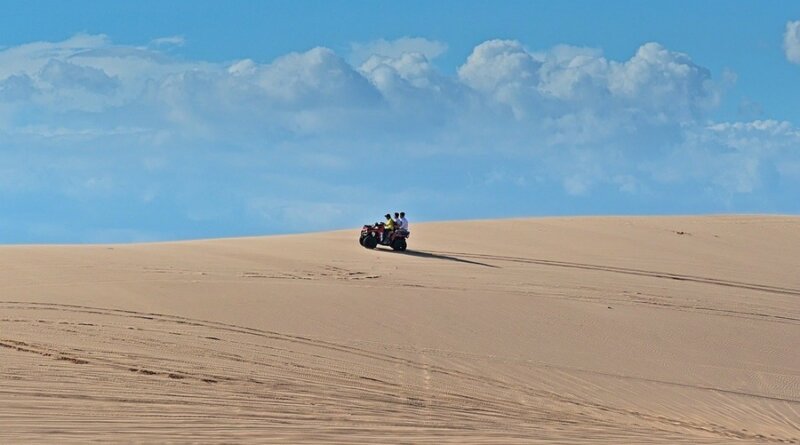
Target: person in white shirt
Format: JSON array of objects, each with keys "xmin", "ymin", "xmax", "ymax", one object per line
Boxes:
[{"xmin": 399, "ymin": 212, "xmax": 409, "ymax": 232}]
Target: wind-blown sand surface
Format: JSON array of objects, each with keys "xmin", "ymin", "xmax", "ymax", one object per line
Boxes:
[{"xmin": 1, "ymin": 215, "xmax": 798, "ymax": 444}]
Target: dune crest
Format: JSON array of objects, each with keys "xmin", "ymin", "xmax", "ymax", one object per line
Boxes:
[{"xmin": 1, "ymin": 216, "xmax": 799, "ymax": 443}]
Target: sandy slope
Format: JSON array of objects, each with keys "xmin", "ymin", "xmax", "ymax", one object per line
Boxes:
[{"xmin": 1, "ymin": 215, "xmax": 798, "ymax": 444}]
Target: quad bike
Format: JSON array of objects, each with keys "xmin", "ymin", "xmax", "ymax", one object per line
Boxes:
[{"xmin": 359, "ymin": 224, "xmax": 408, "ymax": 251}]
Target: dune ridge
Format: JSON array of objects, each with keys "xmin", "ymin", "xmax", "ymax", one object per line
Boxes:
[{"xmin": 1, "ymin": 215, "xmax": 799, "ymax": 443}]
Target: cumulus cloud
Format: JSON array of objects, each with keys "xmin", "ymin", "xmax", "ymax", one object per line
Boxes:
[
  {"xmin": 39, "ymin": 59, "xmax": 119, "ymax": 93},
  {"xmin": 0, "ymin": 33, "xmax": 719, "ymax": 144},
  {"xmin": 0, "ymin": 33, "xmax": 110, "ymax": 79},
  {"xmin": 608, "ymin": 43, "xmax": 715, "ymax": 117},
  {"xmin": 785, "ymin": 20, "xmax": 800, "ymax": 64},
  {"xmin": 349, "ymin": 37, "xmax": 447, "ymax": 65},
  {"xmin": 647, "ymin": 119, "xmax": 800, "ymax": 197},
  {"xmin": 0, "ymin": 74, "xmax": 35, "ymax": 101},
  {"xmin": 357, "ymin": 51, "xmax": 470, "ymax": 123},
  {"xmin": 255, "ymin": 47, "xmax": 379, "ymax": 107},
  {"xmin": 458, "ymin": 40, "xmax": 713, "ymax": 122},
  {"xmin": 457, "ymin": 40, "xmax": 544, "ymax": 119},
  {"xmin": 1, "ymin": 33, "xmax": 797, "ymax": 242}
]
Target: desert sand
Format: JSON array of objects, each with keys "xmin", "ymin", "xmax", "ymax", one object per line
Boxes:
[{"xmin": 1, "ymin": 215, "xmax": 798, "ymax": 444}]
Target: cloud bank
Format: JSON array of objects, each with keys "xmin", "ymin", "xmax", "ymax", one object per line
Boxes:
[{"xmin": 0, "ymin": 34, "xmax": 797, "ymax": 242}]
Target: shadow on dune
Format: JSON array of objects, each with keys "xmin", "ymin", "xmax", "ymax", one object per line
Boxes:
[{"xmin": 381, "ymin": 248, "xmax": 499, "ymax": 268}]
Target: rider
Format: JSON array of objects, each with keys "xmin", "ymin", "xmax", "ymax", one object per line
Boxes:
[
  {"xmin": 399, "ymin": 212, "xmax": 409, "ymax": 232},
  {"xmin": 383, "ymin": 213, "xmax": 395, "ymax": 242}
]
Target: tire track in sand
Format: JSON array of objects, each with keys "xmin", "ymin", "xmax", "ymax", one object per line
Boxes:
[
  {"xmin": 1, "ymin": 301, "xmax": 797, "ymax": 444},
  {"xmin": 425, "ymin": 250, "xmax": 800, "ymax": 298}
]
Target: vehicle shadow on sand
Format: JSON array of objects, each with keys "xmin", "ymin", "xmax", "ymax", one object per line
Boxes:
[{"xmin": 381, "ymin": 248, "xmax": 499, "ymax": 268}]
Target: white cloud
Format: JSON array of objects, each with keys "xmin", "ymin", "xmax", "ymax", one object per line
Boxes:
[
  {"xmin": 39, "ymin": 58, "xmax": 118, "ymax": 92},
  {"xmin": 150, "ymin": 35, "xmax": 186, "ymax": 48},
  {"xmin": 1, "ymin": 33, "xmax": 798, "ymax": 242},
  {"xmin": 0, "ymin": 33, "xmax": 110, "ymax": 80},
  {"xmin": 458, "ymin": 40, "xmax": 714, "ymax": 122},
  {"xmin": 0, "ymin": 74, "xmax": 35, "ymax": 101},
  {"xmin": 361, "ymin": 52, "xmax": 436, "ymax": 88},
  {"xmin": 644, "ymin": 119, "xmax": 800, "ymax": 198},
  {"xmin": 0, "ymin": 33, "xmax": 720, "ymax": 144},
  {"xmin": 457, "ymin": 39, "xmax": 542, "ymax": 118},
  {"xmin": 784, "ymin": 20, "xmax": 800, "ymax": 64},
  {"xmin": 536, "ymin": 45, "xmax": 608, "ymax": 102},
  {"xmin": 608, "ymin": 43, "xmax": 715, "ymax": 118},
  {"xmin": 458, "ymin": 40, "xmax": 540, "ymax": 92},
  {"xmin": 705, "ymin": 119, "xmax": 800, "ymax": 151},
  {"xmin": 255, "ymin": 47, "xmax": 379, "ymax": 107},
  {"xmin": 349, "ymin": 37, "xmax": 447, "ymax": 65},
  {"xmin": 228, "ymin": 59, "xmax": 257, "ymax": 76},
  {"xmin": 358, "ymin": 51, "xmax": 469, "ymax": 119}
]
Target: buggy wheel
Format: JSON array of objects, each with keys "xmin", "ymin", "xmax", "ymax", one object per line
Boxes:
[
  {"xmin": 391, "ymin": 238, "xmax": 407, "ymax": 251},
  {"xmin": 363, "ymin": 234, "xmax": 378, "ymax": 249}
]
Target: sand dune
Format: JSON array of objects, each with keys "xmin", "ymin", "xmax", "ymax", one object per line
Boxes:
[{"xmin": 1, "ymin": 215, "xmax": 799, "ymax": 443}]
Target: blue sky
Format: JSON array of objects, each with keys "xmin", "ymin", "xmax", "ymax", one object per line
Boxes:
[{"xmin": 1, "ymin": 1, "xmax": 799, "ymax": 243}]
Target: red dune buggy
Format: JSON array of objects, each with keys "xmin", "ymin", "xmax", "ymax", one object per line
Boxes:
[{"xmin": 359, "ymin": 223, "xmax": 408, "ymax": 251}]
